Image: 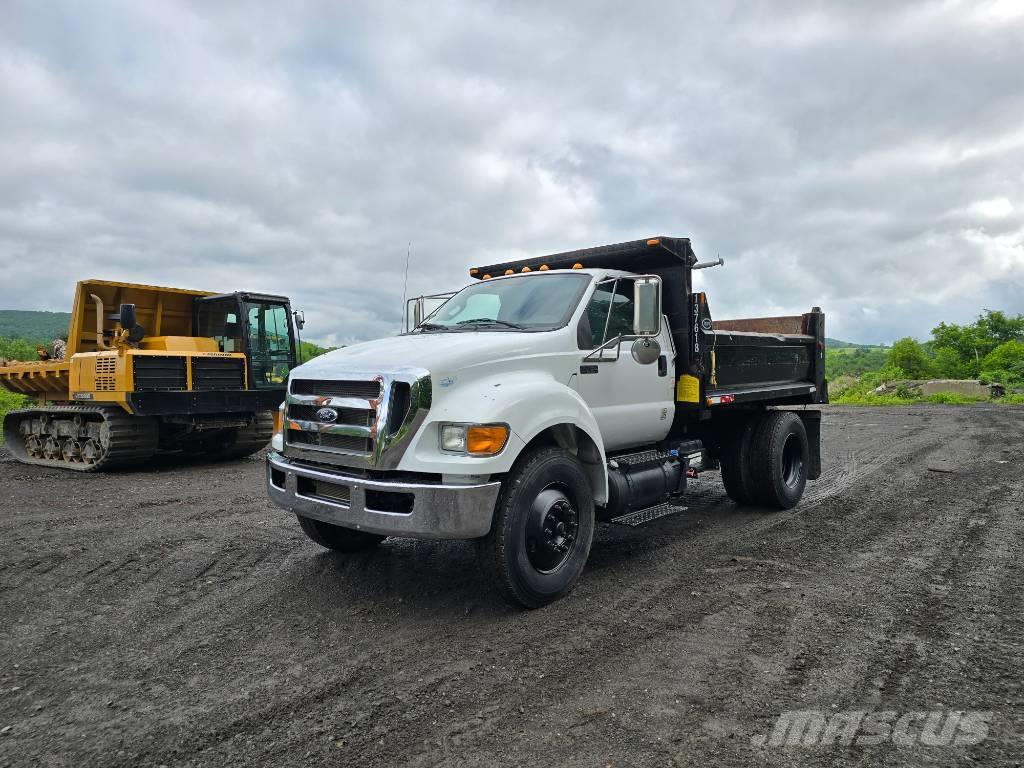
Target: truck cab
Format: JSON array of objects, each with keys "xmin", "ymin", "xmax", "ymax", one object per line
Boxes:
[{"xmin": 267, "ymin": 237, "xmax": 826, "ymax": 607}]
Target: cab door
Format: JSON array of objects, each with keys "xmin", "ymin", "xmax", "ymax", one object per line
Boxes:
[{"xmin": 570, "ymin": 278, "xmax": 675, "ymax": 451}]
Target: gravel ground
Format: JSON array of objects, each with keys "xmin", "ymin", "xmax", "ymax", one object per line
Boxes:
[{"xmin": 1, "ymin": 404, "xmax": 1022, "ymax": 767}]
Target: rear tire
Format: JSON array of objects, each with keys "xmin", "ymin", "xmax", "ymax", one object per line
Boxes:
[
  {"xmin": 719, "ymin": 420, "xmax": 757, "ymax": 505},
  {"xmin": 749, "ymin": 411, "xmax": 808, "ymax": 509},
  {"xmin": 477, "ymin": 447, "xmax": 595, "ymax": 609},
  {"xmin": 296, "ymin": 516, "xmax": 386, "ymax": 552}
]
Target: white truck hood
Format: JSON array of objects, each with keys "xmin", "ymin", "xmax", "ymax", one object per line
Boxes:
[{"xmin": 291, "ymin": 331, "xmax": 564, "ymax": 380}]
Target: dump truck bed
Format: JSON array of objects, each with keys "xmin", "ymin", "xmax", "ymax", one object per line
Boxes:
[
  {"xmin": 0, "ymin": 360, "xmax": 71, "ymax": 398},
  {"xmin": 699, "ymin": 313, "xmax": 826, "ymax": 406}
]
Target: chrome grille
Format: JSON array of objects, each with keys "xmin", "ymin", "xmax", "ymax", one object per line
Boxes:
[
  {"xmin": 287, "ymin": 429, "xmax": 371, "ymax": 454},
  {"xmin": 291, "ymin": 379, "xmax": 381, "ymax": 399},
  {"xmin": 287, "ymin": 403, "xmax": 374, "ymax": 427},
  {"xmin": 282, "ymin": 371, "xmax": 431, "ymax": 470}
]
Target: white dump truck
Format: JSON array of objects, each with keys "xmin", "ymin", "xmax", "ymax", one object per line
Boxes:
[{"xmin": 266, "ymin": 237, "xmax": 827, "ymax": 607}]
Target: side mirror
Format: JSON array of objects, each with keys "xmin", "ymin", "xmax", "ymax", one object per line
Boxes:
[
  {"xmin": 119, "ymin": 303, "xmax": 137, "ymax": 330},
  {"xmin": 119, "ymin": 303, "xmax": 145, "ymax": 343},
  {"xmin": 633, "ymin": 276, "xmax": 662, "ymax": 337}
]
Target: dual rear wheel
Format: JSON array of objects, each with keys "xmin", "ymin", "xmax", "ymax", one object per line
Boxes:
[{"xmin": 720, "ymin": 411, "xmax": 809, "ymax": 509}]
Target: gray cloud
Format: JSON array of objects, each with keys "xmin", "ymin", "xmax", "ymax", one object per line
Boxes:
[{"xmin": 1, "ymin": 0, "xmax": 1022, "ymax": 345}]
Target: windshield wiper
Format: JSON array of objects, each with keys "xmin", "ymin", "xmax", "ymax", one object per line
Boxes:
[
  {"xmin": 455, "ymin": 318, "xmax": 526, "ymax": 330},
  {"xmin": 415, "ymin": 322, "xmax": 447, "ymax": 332}
]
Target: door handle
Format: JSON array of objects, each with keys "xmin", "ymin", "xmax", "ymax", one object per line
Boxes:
[{"xmin": 658, "ymin": 355, "xmax": 668, "ymax": 377}]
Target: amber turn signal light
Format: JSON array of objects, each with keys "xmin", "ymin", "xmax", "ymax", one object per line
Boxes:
[{"xmin": 466, "ymin": 425, "xmax": 509, "ymax": 455}]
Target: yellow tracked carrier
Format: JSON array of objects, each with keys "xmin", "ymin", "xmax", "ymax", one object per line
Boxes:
[{"xmin": 1, "ymin": 280, "xmax": 298, "ymax": 471}]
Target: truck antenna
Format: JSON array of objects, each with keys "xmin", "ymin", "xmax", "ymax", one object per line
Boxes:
[{"xmin": 400, "ymin": 242, "xmax": 412, "ymax": 331}]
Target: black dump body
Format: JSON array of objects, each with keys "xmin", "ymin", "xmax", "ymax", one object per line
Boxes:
[{"xmin": 471, "ymin": 236, "xmax": 828, "ymax": 414}]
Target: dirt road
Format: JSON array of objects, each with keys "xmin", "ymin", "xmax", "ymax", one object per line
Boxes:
[{"xmin": 1, "ymin": 405, "xmax": 1022, "ymax": 767}]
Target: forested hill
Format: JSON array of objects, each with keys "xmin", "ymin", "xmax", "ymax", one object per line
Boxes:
[
  {"xmin": 825, "ymin": 337, "xmax": 866, "ymax": 349},
  {"xmin": 0, "ymin": 310, "xmax": 72, "ymax": 341}
]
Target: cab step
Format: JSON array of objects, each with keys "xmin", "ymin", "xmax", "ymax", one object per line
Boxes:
[
  {"xmin": 609, "ymin": 502, "xmax": 688, "ymax": 527},
  {"xmin": 607, "ymin": 448, "xmax": 676, "ymax": 469}
]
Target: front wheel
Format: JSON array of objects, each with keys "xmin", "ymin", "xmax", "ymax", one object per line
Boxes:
[{"xmin": 477, "ymin": 447, "xmax": 595, "ymax": 609}]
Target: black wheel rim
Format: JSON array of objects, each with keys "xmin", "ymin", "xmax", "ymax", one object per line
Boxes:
[
  {"xmin": 781, "ymin": 433, "xmax": 804, "ymax": 488},
  {"xmin": 526, "ymin": 486, "xmax": 579, "ymax": 574}
]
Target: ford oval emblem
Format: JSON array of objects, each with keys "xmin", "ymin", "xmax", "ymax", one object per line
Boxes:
[{"xmin": 315, "ymin": 407, "xmax": 338, "ymax": 424}]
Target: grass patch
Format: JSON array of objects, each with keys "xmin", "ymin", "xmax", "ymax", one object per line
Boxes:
[{"xmin": 832, "ymin": 390, "xmax": 1005, "ymax": 406}]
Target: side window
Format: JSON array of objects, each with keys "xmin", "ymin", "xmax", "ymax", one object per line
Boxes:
[
  {"xmin": 245, "ymin": 303, "xmax": 293, "ymax": 387},
  {"xmin": 196, "ymin": 303, "xmax": 240, "ymax": 352},
  {"xmin": 607, "ymin": 280, "xmax": 635, "ymax": 339},
  {"xmin": 221, "ymin": 313, "xmax": 239, "ymax": 352},
  {"xmin": 579, "ymin": 279, "xmax": 635, "ymax": 349}
]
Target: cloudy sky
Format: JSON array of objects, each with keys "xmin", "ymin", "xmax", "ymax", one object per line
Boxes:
[{"xmin": 1, "ymin": 0, "xmax": 1022, "ymax": 345}]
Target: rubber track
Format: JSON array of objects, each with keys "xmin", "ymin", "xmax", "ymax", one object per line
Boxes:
[
  {"xmin": 214, "ymin": 410, "xmax": 274, "ymax": 459},
  {"xmin": 2, "ymin": 405, "xmax": 159, "ymax": 472}
]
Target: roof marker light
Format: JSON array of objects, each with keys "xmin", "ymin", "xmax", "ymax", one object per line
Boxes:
[
  {"xmin": 482, "ymin": 274, "xmax": 491, "ymax": 280},
  {"xmin": 572, "ymin": 262, "xmax": 583, "ymax": 269},
  {"xmin": 521, "ymin": 267, "xmax": 531, "ymax": 273},
  {"xmin": 539, "ymin": 264, "xmax": 549, "ymax": 271},
  {"xmin": 505, "ymin": 269, "xmax": 514, "ymax": 275},
  {"xmin": 469, "ymin": 268, "xmax": 478, "ymax": 275},
  {"xmin": 647, "ymin": 238, "xmax": 660, "ymax": 246}
]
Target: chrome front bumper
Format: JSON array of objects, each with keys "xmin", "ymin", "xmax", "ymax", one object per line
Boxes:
[{"xmin": 266, "ymin": 452, "xmax": 501, "ymax": 539}]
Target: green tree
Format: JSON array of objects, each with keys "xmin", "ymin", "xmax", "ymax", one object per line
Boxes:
[
  {"xmin": 932, "ymin": 346, "xmax": 968, "ymax": 379},
  {"xmin": 887, "ymin": 337, "xmax": 932, "ymax": 379},
  {"xmin": 297, "ymin": 340, "xmax": 337, "ymax": 362},
  {"xmin": 977, "ymin": 310, "xmax": 1024, "ymax": 346},
  {"xmin": 931, "ymin": 310, "xmax": 1024, "ymax": 378},
  {"xmin": 980, "ymin": 340, "xmax": 1024, "ymax": 385},
  {"xmin": 0, "ymin": 336, "xmax": 39, "ymax": 362}
]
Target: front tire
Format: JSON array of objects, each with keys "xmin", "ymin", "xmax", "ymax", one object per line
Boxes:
[
  {"xmin": 477, "ymin": 447, "xmax": 595, "ymax": 609},
  {"xmin": 297, "ymin": 516, "xmax": 386, "ymax": 552}
]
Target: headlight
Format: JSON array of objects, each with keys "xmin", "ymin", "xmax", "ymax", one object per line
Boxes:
[
  {"xmin": 439, "ymin": 423, "xmax": 509, "ymax": 456},
  {"xmin": 440, "ymin": 424, "xmax": 468, "ymax": 452}
]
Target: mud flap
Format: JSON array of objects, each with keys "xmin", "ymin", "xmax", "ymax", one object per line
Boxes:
[{"xmin": 798, "ymin": 410, "xmax": 822, "ymax": 481}]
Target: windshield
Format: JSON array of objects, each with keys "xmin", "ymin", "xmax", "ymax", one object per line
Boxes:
[{"xmin": 418, "ymin": 273, "xmax": 590, "ymax": 332}]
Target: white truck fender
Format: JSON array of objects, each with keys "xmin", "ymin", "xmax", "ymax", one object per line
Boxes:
[{"xmin": 426, "ymin": 371, "xmax": 608, "ymax": 504}]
